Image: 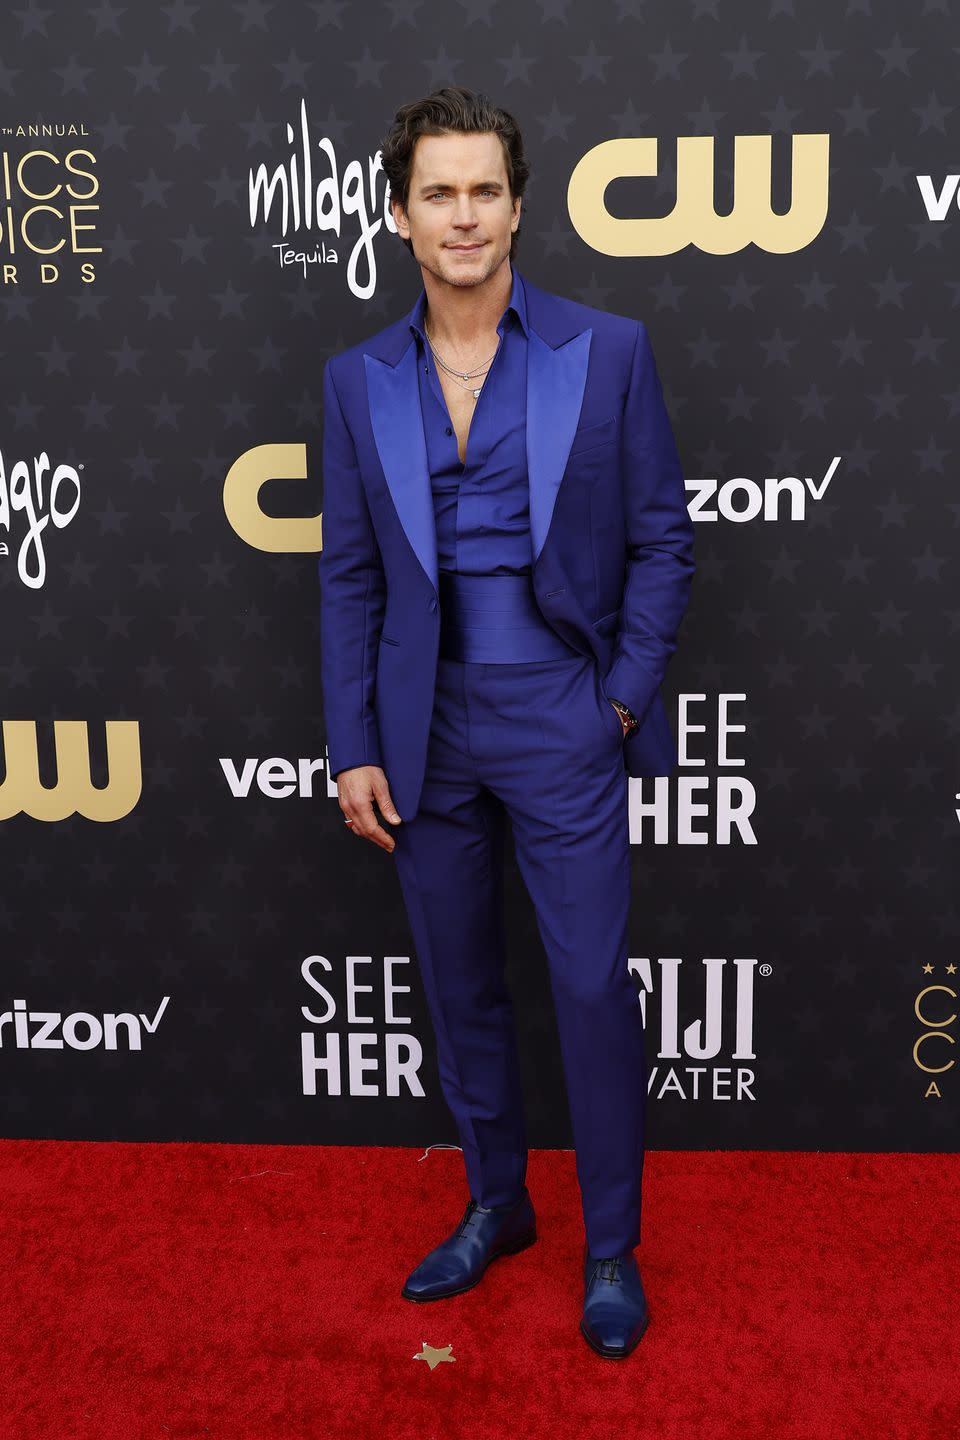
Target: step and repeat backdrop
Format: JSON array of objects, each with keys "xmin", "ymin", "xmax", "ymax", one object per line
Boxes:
[{"xmin": 1, "ymin": 2, "xmax": 956, "ymax": 1152}]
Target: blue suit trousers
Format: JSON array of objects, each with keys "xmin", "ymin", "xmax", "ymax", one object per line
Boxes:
[{"xmin": 392, "ymin": 651, "xmax": 648, "ymax": 1258}]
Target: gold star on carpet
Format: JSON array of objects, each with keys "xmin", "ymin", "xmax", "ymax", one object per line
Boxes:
[{"xmin": 413, "ymin": 1341, "xmax": 456, "ymax": 1370}]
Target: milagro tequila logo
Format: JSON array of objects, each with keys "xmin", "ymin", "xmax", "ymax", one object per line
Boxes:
[
  {"xmin": 0, "ymin": 447, "xmax": 82, "ymax": 588},
  {"xmin": 248, "ymin": 96, "xmax": 395, "ymax": 299}
]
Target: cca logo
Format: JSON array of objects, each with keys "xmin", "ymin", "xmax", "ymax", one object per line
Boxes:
[
  {"xmin": 0, "ymin": 720, "xmax": 141, "ymax": 821},
  {"xmin": 568, "ymin": 133, "xmax": 830, "ymax": 256},
  {"xmin": 914, "ymin": 981, "xmax": 956, "ymax": 1085}
]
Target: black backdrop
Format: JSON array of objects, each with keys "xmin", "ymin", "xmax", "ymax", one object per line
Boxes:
[{"xmin": 1, "ymin": 0, "xmax": 956, "ymax": 1153}]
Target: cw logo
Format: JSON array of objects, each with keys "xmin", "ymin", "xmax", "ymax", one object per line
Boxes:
[
  {"xmin": 223, "ymin": 442, "xmax": 321, "ymax": 551},
  {"xmin": 568, "ymin": 134, "xmax": 830, "ymax": 256},
  {"xmin": 0, "ymin": 720, "xmax": 141, "ymax": 821}
]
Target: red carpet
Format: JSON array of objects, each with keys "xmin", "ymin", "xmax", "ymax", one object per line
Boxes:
[{"xmin": 0, "ymin": 1140, "xmax": 956, "ymax": 1439}]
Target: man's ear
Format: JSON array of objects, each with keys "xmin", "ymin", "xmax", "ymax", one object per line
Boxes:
[{"xmin": 391, "ymin": 198, "xmax": 408, "ymax": 237}]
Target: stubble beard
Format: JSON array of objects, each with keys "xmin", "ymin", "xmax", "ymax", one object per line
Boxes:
[{"xmin": 418, "ymin": 237, "xmax": 512, "ymax": 292}]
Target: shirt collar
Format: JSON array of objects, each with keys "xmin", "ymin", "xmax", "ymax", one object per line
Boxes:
[{"xmin": 408, "ymin": 263, "xmax": 529, "ymax": 346}]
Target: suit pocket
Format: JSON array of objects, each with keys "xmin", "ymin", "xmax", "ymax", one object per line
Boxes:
[
  {"xmin": 569, "ymin": 415, "xmax": 618, "ymax": 457},
  {"xmin": 379, "ymin": 633, "xmax": 400, "ymax": 646},
  {"xmin": 594, "ymin": 665, "xmax": 625, "ymax": 744}
]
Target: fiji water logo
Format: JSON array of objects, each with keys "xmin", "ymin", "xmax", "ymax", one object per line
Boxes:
[{"xmin": 632, "ymin": 957, "xmax": 767, "ymax": 1098}]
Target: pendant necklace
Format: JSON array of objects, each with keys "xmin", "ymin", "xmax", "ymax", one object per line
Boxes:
[{"xmin": 425, "ymin": 323, "xmax": 501, "ymax": 400}]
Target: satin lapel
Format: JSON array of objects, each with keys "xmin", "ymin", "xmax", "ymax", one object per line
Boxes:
[
  {"xmin": 526, "ymin": 326, "xmax": 593, "ymax": 564},
  {"xmin": 362, "ymin": 298, "xmax": 593, "ymax": 587},
  {"xmin": 364, "ymin": 345, "xmax": 438, "ymax": 593}
]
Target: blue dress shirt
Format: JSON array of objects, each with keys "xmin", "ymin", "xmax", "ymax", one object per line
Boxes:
[{"xmin": 407, "ymin": 265, "xmax": 532, "ymax": 577}]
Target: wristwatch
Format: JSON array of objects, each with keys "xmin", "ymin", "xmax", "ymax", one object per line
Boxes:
[{"xmin": 607, "ymin": 697, "xmax": 639, "ymax": 735}]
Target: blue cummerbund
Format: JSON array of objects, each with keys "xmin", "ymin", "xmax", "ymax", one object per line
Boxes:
[{"xmin": 437, "ymin": 570, "xmax": 581, "ymax": 664}]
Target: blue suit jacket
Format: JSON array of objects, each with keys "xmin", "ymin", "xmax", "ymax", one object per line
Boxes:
[{"xmin": 319, "ymin": 271, "xmax": 696, "ymax": 821}]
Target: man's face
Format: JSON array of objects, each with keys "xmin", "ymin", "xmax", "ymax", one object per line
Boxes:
[{"xmin": 391, "ymin": 130, "xmax": 521, "ymax": 289}]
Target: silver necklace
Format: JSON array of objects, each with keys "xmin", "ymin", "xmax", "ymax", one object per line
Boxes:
[{"xmin": 425, "ymin": 324, "xmax": 501, "ymax": 399}]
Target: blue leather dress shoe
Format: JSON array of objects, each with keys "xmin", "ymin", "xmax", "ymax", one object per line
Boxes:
[
  {"xmin": 401, "ymin": 1186, "xmax": 537, "ymax": 1302},
  {"xmin": 580, "ymin": 1246, "xmax": 650, "ymax": 1358}
]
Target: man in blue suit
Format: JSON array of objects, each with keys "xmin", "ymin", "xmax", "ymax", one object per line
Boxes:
[{"xmin": 319, "ymin": 87, "xmax": 695, "ymax": 1359}]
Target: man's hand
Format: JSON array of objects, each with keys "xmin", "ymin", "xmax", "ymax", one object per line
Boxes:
[{"xmin": 336, "ymin": 765, "xmax": 402, "ymax": 853}]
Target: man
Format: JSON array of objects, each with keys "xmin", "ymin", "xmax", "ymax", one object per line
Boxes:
[{"xmin": 318, "ymin": 86, "xmax": 695, "ymax": 1359}]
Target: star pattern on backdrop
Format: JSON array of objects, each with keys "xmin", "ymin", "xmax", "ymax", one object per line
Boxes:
[{"xmin": 0, "ymin": 0, "xmax": 955, "ymax": 1149}]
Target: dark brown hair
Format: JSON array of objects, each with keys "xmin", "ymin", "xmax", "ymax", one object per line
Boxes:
[{"xmin": 379, "ymin": 86, "xmax": 531, "ymax": 261}]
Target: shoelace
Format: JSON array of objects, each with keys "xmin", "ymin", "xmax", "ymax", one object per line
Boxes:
[
  {"xmin": 455, "ymin": 1200, "xmax": 480, "ymax": 1238},
  {"xmin": 455, "ymin": 1193, "xmax": 522, "ymax": 1238},
  {"xmin": 591, "ymin": 1257, "xmax": 623, "ymax": 1285}
]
